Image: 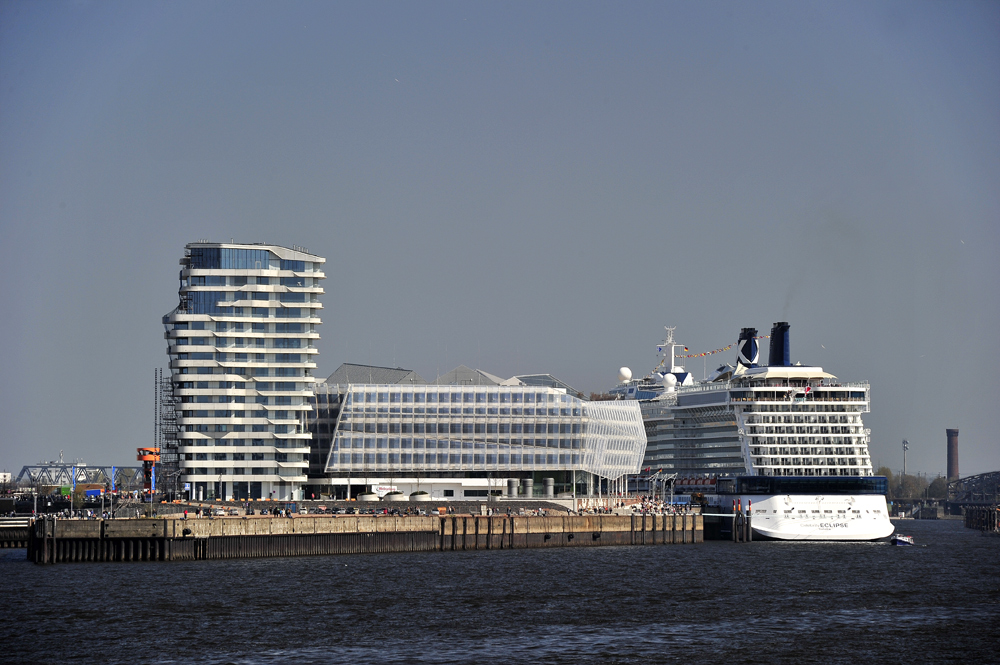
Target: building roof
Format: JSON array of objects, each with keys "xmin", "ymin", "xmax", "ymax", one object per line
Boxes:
[
  {"xmin": 325, "ymin": 363, "xmax": 426, "ymax": 386},
  {"xmin": 514, "ymin": 373, "xmax": 582, "ymax": 396},
  {"xmin": 185, "ymin": 241, "xmax": 324, "ymax": 262},
  {"xmin": 432, "ymin": 365, "xmax": 522, "ymax": 386}
]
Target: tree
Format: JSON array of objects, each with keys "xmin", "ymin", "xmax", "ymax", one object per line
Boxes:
[
  {"xmin": 927, "ymin": 476, "xmax": 948, "ymax": 499},
  {"xmin": 897, "ymin": 473, "xmax": 928, "ymax": 499},
  {"xmin": 877, "ymin": 466, "xmax": 895, "ymax": 497}
]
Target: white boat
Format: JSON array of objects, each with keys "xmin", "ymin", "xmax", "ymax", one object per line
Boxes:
[
  {"xmin": 609, "ymin": 323, "xmax": 895, "ymax": 542},
  {"xmin": 891, "ymin": 534, "xmax": 914, "ymax": 546}
]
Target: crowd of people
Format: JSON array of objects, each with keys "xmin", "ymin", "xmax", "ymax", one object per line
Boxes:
[{"xmin": 630, "ymin": 494, "xmax": 695, "ymax": 515}]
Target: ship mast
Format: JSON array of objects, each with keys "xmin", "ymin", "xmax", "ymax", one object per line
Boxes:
[{"xmin": 656, "ymin": 326, "xmax": 683, "ymax": 374}]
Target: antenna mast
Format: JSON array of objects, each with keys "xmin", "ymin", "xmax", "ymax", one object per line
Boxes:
[{"xmin": 657, "ymin": 326, "xmax": 681, "ymax": 374}]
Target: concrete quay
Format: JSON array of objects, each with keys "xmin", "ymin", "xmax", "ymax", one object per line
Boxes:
[
  {"xmin": 27, "ymin": 513, "xmax": 702, "ymax": 564},
  {"xmin": 0, "ymin": 518, "xmax": 32, "ymax": 548}
]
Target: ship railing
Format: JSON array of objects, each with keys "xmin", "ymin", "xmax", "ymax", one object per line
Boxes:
[{"xmin": 682, "ymin": 383, "xmax": 732, "ymax": 394}]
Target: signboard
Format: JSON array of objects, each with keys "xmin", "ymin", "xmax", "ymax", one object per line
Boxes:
[{"xmin": 372, "ymin": 484, "xmax": 397, "ymax": 498}]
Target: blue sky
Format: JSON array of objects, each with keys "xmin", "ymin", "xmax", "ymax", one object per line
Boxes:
[{"xmin": 1, "ymin": 1, "xmax": 997, "ymax": 478}]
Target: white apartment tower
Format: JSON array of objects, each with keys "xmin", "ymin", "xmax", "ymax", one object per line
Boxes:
[{"xmin": 163, "ymin": 242, "xmax": 325, "ymax": 501}]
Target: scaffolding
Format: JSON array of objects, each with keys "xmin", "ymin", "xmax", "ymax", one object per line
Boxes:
[{"xmin": 156, "ymin": 367, "xmax": 181, "ymax": 499}]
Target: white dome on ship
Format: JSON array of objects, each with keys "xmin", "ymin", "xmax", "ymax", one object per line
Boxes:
[
  {"xmin": 618, "ymin": 367, "xmax": 632, "ymax": 383},
  {"xmin": 663, "ymin": 374, "xmax": 678, "ymax": 387}
]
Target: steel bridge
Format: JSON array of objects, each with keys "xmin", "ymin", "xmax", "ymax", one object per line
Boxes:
[
  {"xmin": 16, "ymin": 464, "xmax": 144, "ymax": 490},
  {"xmin": 948, "ymin": 470, "xmax": 1000, "ymax": 505}
]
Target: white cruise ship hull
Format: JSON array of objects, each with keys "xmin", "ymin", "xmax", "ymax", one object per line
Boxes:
[{"xmin": 725, "ymin": 493, "xmax": 894, "ymax": 541}]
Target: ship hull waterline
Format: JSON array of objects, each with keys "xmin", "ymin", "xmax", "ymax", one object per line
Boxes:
[{"xmin": 710, "ymin": 493, "xmax": 895, "ymax": 542}]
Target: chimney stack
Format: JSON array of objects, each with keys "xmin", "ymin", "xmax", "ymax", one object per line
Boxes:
[
  {"xmin": 946, "ymin": 429, "xmax": 959, "ymax": 481},
  {"xmin": 768, "ymin": 322, "xmax": 791, "ymax": 367},
  {"xmin": 736, "ymin": 328, "xmax": 759, "ymax": 369}
]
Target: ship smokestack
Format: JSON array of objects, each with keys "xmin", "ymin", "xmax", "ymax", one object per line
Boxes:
[
  {"xmin": 768, "ymin": 321, "xmax": 791, "ymax": 367},
  {"xmin": 737, "ymin": 328, "xmax": 759, "ymax": 369},
  {"xmin": 946, "ymin": 429, "xmax": 960, "ymax": 481}
]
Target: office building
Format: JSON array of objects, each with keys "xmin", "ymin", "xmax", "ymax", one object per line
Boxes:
[
  {"xmin": 304, "ymin": 364, "xmax": 646, "ymax": 500},
  {"xmin": 163, "ymin": 242, "xmax": 325, "ymax": 501}
]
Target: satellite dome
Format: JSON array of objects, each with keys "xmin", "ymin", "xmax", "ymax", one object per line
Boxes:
[
  {"xmin": 618, "ymin": 367, "xmax": 632, "ymax": 382},
  {"xmin": 664, "ymin": 374, "xmax": 678, "ymax": 387}
]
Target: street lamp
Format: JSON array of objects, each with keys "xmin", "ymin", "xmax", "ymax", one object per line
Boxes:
[{"xmin": 902, "ymin": 439, "xmax": 909, "ymax": 498}]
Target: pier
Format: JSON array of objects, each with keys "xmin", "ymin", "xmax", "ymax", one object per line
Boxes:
[
  {"xmin": 0, "ymin": 518, "xmax": 32, "ymax": 548},
  {"xmin": 25, "ymin": 513, "xmax": 702, "ymax": 564},
  {"xmin": 962, "ymin": 505, "xmax": 999, "ymax": 533}
]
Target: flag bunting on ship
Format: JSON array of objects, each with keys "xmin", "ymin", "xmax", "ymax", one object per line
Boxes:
[{"xmin": 673, "ymin": 335, "xmax": 770, "ymax": 359}]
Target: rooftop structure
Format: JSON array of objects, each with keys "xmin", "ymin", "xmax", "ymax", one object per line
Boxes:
[{"xmin": 326, "ymin": 363, "xmax": 426, "ymax": 386}]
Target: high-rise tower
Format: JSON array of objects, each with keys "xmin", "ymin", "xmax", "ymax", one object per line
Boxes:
[
  {"xmin": 946, "ymin": 428, "xmax": 959, "ymax": 481},
  {"xmin": 163, "ymin": 242, "xmax": 325, "ymax": 501}
]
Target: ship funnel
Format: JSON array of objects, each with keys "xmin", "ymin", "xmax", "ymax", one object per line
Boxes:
[
  {"xmin": 768, "ymin": 322, "xmax": 791, "ymax": 367},
  {"xmin": 736, "ymin": 328, "xmax": 759, "ymax": 368}
]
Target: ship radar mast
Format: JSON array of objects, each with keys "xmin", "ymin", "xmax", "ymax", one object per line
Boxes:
[{"xmin": 655, "ymin": 326, "xmax": 684, "ymax": 374}]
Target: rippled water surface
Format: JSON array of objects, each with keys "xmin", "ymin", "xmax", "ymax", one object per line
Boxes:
[{"xmin": 2, "ymin": 519, "xmax": 997, "ymax": 664}]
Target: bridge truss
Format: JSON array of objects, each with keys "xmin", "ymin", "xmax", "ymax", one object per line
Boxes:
[
  {"xmin": 949, "ymin": 471, "xmax": 1000, "ymax": 505},
  {"xmin": 16, "ymin": 465, "xmax": 144, "ymax": 491}
]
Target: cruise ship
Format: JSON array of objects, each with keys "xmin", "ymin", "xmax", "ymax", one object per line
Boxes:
[{"xmin": 611, "ymin": 323, "xmax": 894, "ymax": 541}]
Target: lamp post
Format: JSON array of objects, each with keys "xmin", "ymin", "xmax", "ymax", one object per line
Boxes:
[{"xmin": 902, "ymin": 439, "xmax": 909, "ymax": 498}]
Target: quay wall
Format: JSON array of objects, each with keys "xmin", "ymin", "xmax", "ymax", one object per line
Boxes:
[
  {"xmin": 963, "ymin": 505, "xmax": 999, "ymax": 532},
  {"xmin": 27, "ymin": 513, "xmax": 702, "ymax": 564},
  {"xmin": 0, "ymin": 519, "xmax": 31, "ymax": 548}
]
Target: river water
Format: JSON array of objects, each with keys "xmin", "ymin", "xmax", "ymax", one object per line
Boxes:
[{"xmin": 2, "ymin": 518, "xmax": 996, "ymax": 664}]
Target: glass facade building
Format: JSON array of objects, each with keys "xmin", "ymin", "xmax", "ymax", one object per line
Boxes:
[
  {"xmin": 305, "ymin": 377, "xmax": 647, "ymax": 500},
  {"xmin": 163, "ymin": 242, "xmax": 325, "ymax": 501}
]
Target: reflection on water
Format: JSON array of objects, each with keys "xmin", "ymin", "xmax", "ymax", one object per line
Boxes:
[{"xmin": 3, "ymin": 519, "xmax": 997, "ymax": 664}]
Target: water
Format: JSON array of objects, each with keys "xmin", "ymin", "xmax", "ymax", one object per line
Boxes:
[{"xmin": 2, "ymin": 519, "xmax": 997, "ymax": 664}]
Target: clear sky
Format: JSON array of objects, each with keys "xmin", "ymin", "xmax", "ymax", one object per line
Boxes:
[{"xmin": 1, "ymin": 1, "xmax": 997, "ymax": 479}]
